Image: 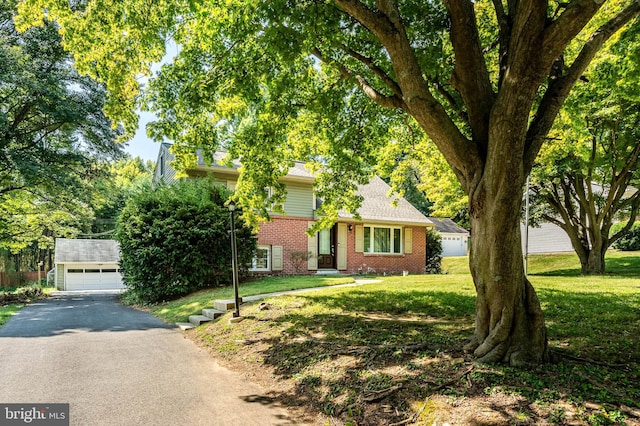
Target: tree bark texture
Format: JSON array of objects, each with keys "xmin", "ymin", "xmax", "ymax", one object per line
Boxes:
[
  {"xmin": 583, "ymin": 247, "xmax": 606, "ymax": 275},
  {"xmin": 466, "ymin": 174, "xmax": 549, "ymax": 366},
  {"xmin": 330, "ymin": 0, "xmax": 640, "ymax": 365}
]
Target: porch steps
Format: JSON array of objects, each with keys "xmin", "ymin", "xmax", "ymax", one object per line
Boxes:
[{"xmin": 315, "ymin": 269, "xmax": 341, "ymax": 275}]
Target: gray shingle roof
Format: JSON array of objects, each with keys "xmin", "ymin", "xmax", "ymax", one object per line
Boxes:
[
  {"xmin": 160, "ymin": 146, "xmax": 431, "ymax": 225},
  {"xmin": 202, "ymin": 151, "xmax": 315, "ymax": 180},
  {"xmin": 340, "ymin": 176, "xmax": 433, "ymax": 225},
  {"xmin": 427, "ymin": 217, "xmax": 469, "ymax": 234},
  {"xmin": 54, "ymin": 239, "xmax": 121, "ymax": 264}
]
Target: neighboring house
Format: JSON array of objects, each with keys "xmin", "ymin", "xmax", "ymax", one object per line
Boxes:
[
  {"xmin": 154, "ymin": 143, "xmax": 434, "ymax": 275},
  {"xmin": 520, "ymin": 222, "xmax": 574, "ymax": 254},
  {"xmin": 54, "ymin": 238, "xmax": 125, "ymax": 290},
  {"xmin": 427, "ymin": 217, "xmax": 469, "ymax": 257}
]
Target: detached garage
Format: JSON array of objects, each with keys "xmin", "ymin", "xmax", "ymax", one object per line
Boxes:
[
  {"xmin": 428, "ymin": 217, "xmax": 470, "ymax": 257},
  {"xmin": 54, "ymin": 238, "xmax": 125, "ymax": 291}
]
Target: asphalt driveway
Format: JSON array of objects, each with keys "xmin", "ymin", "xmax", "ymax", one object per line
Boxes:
[{"xmin": 0, "ymin": 292, "xmax": 300, "ymax": 425}]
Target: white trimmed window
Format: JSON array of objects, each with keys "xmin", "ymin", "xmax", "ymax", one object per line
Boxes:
[
  {"xmin": 251, "ymin": 245, "xmax": 271, "ymax": 271},
  {"xmin": 363, "ymin": 225, "xmax": 403, "ymax": 254}
]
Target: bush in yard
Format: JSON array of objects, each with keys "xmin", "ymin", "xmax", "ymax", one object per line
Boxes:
[
  {"xmin": 425, "ymin": 228, "xmax": 443, "ymax": 274},
  {"xmin": 0, "ymin": 285, "xmax": 45, "ymax": 304},
  {"xmin": 610, "ymin": 221, "xmax": 640, "ymax": 251},
  {"xmin": 116, "ymin": 178, "xmax": 256, "ymax": 304}
]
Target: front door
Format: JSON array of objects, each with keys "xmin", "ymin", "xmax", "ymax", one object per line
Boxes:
[{"xmin": 317, "ymin": 226, "xmax": 336, "ymax": 269}]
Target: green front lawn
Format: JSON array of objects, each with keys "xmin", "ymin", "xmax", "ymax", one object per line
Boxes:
[
  {"xmin": 146, "ymin": 275, "xmax": 355, "ymax": 324},
  {"xmin": 170, "ymin": 252, "xmax": 640, "ymax": 425},
  {"xmin": 442, "ymin": 250, "xmax": 640, "ymax": 276}
]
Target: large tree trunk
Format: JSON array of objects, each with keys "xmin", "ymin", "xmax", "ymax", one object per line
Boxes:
[
  {"xmin": 578, "ymin": 242, "xmax": 607, "ymax": 275},
  {"xmin": 465, "ymin": 172, "xmax": 549, "ymax": 366},
  {"xmin": 561, "ymin": 222, "xmax": 609, "ymax": 275}
]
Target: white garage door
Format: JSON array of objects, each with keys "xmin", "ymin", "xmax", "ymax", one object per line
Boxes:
[
  {"xmin": 65, "ymin": 264, "xmax": 124, "ymax": 290},
  {"xmin": 441, "ymin": 235, "xmax": 468, "ymax": 257}
]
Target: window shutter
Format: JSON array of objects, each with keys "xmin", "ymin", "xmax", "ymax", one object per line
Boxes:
[
  {"xmin": 337, "ymin": 223, "xmax": 347, "ymax": 270},
  {"xmin": 271, "ymin": 246, "xmax": 283, "ymax": 271},
  {"xmin": 355, "ymin": 225, "xmax": 364, "ymax": 253},
  {"xmin": 404, "ymin": 228, "xmax": 413, "ymax": 254},
  {"xmin": 307, "ymin": 222, "xmax": 318, "ymax": 270}
]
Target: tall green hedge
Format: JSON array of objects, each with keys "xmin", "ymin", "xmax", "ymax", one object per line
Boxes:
[{"xmin": 116, "ymin": 178, "xmax": 256, "ymax": 303}]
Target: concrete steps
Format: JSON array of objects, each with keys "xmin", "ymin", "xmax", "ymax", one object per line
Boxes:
[
  {"xmin": 202, "ymin": 308, "xmax": 225, "ymax": 320},
  {"xmin": 175, "ymin": 301, "xmax": 239, "ymax": 330},
  {"xmin": 213, "ymin": 298, "xmax": 243, "ymax": 312}
]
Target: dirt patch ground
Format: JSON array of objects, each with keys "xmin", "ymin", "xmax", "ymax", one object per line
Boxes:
[{"xmin": 184, "ymin": 296, "xmax": 639, "ymax": 425}]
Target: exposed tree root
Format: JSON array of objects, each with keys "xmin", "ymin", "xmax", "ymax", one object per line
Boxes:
[
  {"xmin": 362, "ymin": 384, "xmax": 404, "ymax": 403},
  {"xmin": 387, "ymin": 366, "xmax": 475, "ymax": 426},
  {"xmin": 552, "ymin": 349, "xmax": 631, "ymax": 369},
  {"xmin": 388, "ymin": 398, "xmax": 429, "ymax": 426}
]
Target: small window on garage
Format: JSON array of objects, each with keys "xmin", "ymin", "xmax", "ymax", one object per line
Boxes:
[
  {"xmin": 68, "ymin": 269, "xmax": 84, "ymax": 273},
  {"xmin": 85, "ymin": 269, "xmax": 101, "ymax": 273},
  {"xmin": 102, "ymin": 269, "xmax": 117, "ymax": 273}
]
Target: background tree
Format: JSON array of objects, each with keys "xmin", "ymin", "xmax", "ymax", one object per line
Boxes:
[
  {"xmin": 90, "ymin": 157, "xmax": 154, "ymax": 235},
  {"xmin": 379, "ymin": 135, "xmax": 469, "ymax": 228},
  {"xmin": 1, "ymin": 0, "xmax": 122, "ymax": 272},
  {"xmin": 0, "ymin": 155, "xmax": 150, "ymax": 275},
  {"xmin": 18, "ymin": 0, "xmax": 640, "ymax": 365},
  {"xmin": 116, "ymin": 178, "xmax": 256, "ymax": 304},
  {"xmin": 1, "ymin": 1, "xmax": 122, "ymax": 200},
  {"xmin": 529, "ymin": 24, "xmax": 640, "ymax": 275}
]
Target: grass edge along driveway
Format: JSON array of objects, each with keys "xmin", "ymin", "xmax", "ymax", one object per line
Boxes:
[{"xmin": 156, "ymin": 252, "xmax": 639, "ymax": 426}]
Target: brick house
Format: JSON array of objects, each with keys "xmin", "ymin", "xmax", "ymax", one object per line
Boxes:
[{"xmin": 154, "ymin": 144, "xmax": 434, "ymax": 275}]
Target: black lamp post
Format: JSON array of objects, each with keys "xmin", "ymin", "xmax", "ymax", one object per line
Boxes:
[{"xmin": 226, "ymin": 200, "xmax": 241, "ymax": 318}]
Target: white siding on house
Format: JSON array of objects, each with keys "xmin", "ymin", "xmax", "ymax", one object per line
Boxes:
[
  {"xmin": 521, "ymin": 222, "xmax": 574, "ymax": 254},
  {"xmin": 153, "ymin": 144, "xmax": 177, "ymax": 186}
]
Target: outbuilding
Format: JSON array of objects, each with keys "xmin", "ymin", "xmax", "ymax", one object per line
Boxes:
[
  {"xmin": 428, "ymin": 217, "xmax": 470, "ymax": 257},
  {"xmin": 54, "ymin": 238, "xmax": 124, "ymax": 291}
]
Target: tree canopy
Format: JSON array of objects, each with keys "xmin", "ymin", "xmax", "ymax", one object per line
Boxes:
[
  {"xmin": 1, "ymin": 0, "xmax": 125, "ymax": 270},
  {"xmin": 530, "ymin": 22, "xmax": 640, "ymax": 274},
  {"xmin": 1, "ymin": 0, "xmax": 122, "ymax": 203},
  {"xmin": 17, "ymin": 0, "xmax": 640, "ymax": 365}
]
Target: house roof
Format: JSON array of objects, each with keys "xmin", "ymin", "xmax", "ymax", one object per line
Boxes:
[
  {"xmin": 157, "ymin": 145, "xmax": 432, "ymax": 226},
  {"xmin": 54, "ymin": 239, "xmax": 120, "ymax": 264},
  {"xmin": 340, "ymin": 176, "xmax": 433, "ymax": 226},
  {"xmin": 427, "ymin": 217, "xmax": 469, "ymax": 235},
  {"xmin": 194, "ymin": 150, "xmax": 315, "ymax": 181}
]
